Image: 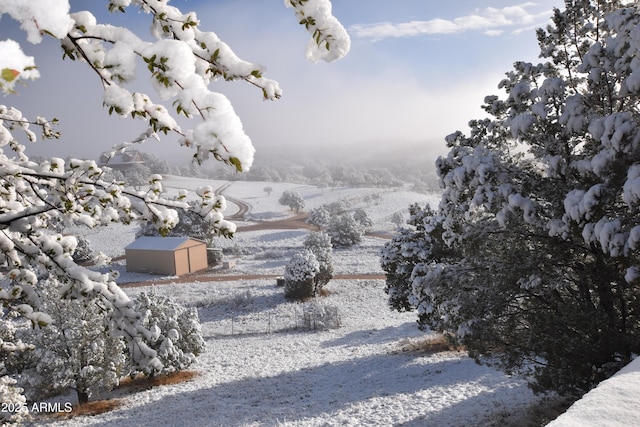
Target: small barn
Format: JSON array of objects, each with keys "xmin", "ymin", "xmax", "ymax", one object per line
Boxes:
[
  {"xmin": 125, "ymin": 236, "xmax": 208, "ymax": 276},
  {"xmin": 98, "ymin": 149, "xmax": 145, "ymax": 171}
]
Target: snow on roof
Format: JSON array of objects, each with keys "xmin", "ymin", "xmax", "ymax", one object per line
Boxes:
[
  {"xmin": 547, "ymin": 356, "xmax": 640, "ymax": 426},
  {"xmin": 125, "ymin": 236, "xmax": 203, "ymax": 251},
  {"xmin": 98, "ymin": 150, "xmax": 144, "ymax": 166}
]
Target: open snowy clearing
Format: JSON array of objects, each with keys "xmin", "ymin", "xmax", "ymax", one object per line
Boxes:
[
  {"xmin": 28, "ymin": 177, "xmax": 634, "ymax": 426},
  {"xmin": 33, "ymin": 278, "xmax": 547, "ymax": 427}
]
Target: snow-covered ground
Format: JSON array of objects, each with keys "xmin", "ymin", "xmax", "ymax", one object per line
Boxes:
[
  {"xmin": 29, "ymin": 177, "xmax": 638, "ymax": 426},
  {"xmin": 547, "ymin": 356, "xmax": 640, "ymax": 427},
  {"xmin": 34, "ymin": 278, "xmax": 545, "ymax": 427}
]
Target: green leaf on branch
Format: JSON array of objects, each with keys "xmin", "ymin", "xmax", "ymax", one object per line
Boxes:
[
  {"xmin": 211, "ymin": 48, "xmax": 220, "ymax": 63},
  {"xmin": 1, "ymin": 68, "xmax": 20, "ymax": 83},
  {"xmin": 228, "ymin": 157, "xmax": 243, "ymax": 172}
]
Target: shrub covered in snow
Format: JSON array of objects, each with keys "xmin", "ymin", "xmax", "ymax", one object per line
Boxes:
[
  {"xmin": 279, "ymin": 190, "xmax": 305, "ymax": 212},
  {"xmin": 284, "ymin": 250, "xmax": 320, "ymax": 301},
  {"xmin": 302, "ymin": 299, "xmax": 341, "ymax": 330},
  {"xmin": 129, "ymin": 292, "xmax": 205, "ymax": 376},
  {"xmin": 303, "ymin": 231, "xmax": 334, "ymax": 292},
  {"xmin": 71, "ymin": 236, "xmax": 97, "ymax": 264},
  {"xmin": 17, "ymin": 280, "xmax": 126, "ymax": 404},
  {"xmin": 327, "ymin": 212, "xmax": 365, "ymax": 247},
  {"xmin": 306, "ymin": 205, "xmax": 331, "ymax": 228},
  {"xmin": 0, "ymin": 376, "xmax": 27, "ymax": 424},
  {"xmin": 0, "ymin": 316, "xmax": 30, "ymax": 423}
]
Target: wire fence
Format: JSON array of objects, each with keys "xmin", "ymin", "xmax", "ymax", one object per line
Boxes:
[{"xmin": 206, "ymin": 298, "xmax": 341, "ymax": 337}]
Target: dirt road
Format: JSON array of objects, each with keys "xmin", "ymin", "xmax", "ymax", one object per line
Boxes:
[
  {"xmin": 117, "ymin": 182, "xmax": 390, "ymax": 286},
  {"xmin": 121, "ymin": 272, "xmax": 385, "ymax": 288}
]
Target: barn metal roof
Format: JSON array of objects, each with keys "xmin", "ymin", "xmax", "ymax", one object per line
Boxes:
[{"xmin": 125, "ymin": 236, "xmax": 204, "ymax": 251}]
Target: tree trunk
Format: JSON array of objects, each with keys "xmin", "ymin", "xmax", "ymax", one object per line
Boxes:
[
  {"xmin": 77, "ymin": 389, "xmax": 89, "ymax": 405},
  {"xmin": 593, "ymin": 249, "xmax": 617, "ymax": 330}
]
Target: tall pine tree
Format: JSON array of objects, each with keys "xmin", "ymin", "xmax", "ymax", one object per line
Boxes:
[{"xmin": 385, "ymin": 0, "xmax": 640, "ymax": 396}]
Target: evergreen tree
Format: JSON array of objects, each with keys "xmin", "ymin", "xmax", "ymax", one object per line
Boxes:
[
  {"xmin": 388, "ymin": 0, "xmax": 640, "ymax": 396},
  {"xmin": 307, "ymin": 205, "xmax": 331, "ymax": 228},
  {"xmin": 353, "ymin": 208, "xmax": 373, "ymax": 229},
  {"xmin": 122, "ymin": 163, "xmax": 153, "ymax": 191},
  {"xmin": 327, "ymin": 212, "xmax": 364, "ymax": 247},
  {"xmin": 141, "ymin": 152, "xmax": 172, "ymax": 175},
  {"xmin": 137, "ymin": 199, "xmax": 219, "ymax": 246},
  {"xmin": 304, "ymin": 231, "xmax": 334, "ymax": 292},
  {"xmin": 279, "ymin": 190, "xmax": 305, "ymax": 212},
  {"xmin": 381, "ymin": 204, "xmax": 450, "ymax": 312},
  {"xmin": 390, "ymin": 211, "xmax": 404, "ymax": 228},
  {"xmin": 128, "ymin": 292, "xmax": 205, "ymax": 376},
  {"xmin": 284, "ymin": 250, "xmax": 320, "ymax": 301},
  {"xmin": 18, "ymin": 279, "xmax": 126, "ymax": 404}
]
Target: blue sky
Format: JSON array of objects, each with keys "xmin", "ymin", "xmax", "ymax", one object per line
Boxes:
[{"xmin": 3, "ymin": 0, "xmax": 564, "ymax": 164}]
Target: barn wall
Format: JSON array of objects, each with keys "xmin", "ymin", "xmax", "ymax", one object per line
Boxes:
[
  {"xmin": 174, "ymin": 248, "xmax": 189, "ymax": 276},
  {"xmin": 188, "ymin": 245, "xmax": 208, "ymax": 272},
  {"xmin": 173, "ymin": 244, "xmax": 208, "ymax": 275},
  {"xmin": 125, "ymin": 249, "xmax": 176, "ymax": 275},
  {"xmin": 125, "ymin": 237, "xmax": 208, "ymax": 276}
]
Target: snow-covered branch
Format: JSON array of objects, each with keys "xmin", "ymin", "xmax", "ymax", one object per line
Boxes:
[{"xmin": 0, "ymin": 0, "xmax": 349, "ymax": 383}]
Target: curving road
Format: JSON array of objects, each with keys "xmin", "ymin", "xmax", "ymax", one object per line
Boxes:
[
  {"xmin": 214, "ymin": 182, "xmax": 250, "ymax": 221},
  {"xmin": 214, "ymin": 183, "xmax": 319, "ymax": 232},
  {"xmin": 118, "ymin": 182, "xmax": 390, "ymax": 287}
]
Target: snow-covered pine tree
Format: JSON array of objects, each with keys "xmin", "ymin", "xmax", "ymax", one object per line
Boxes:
[
  {"xmin": 128, "ymin": 292, "xmax": 205, "ymax": 376},
  {"xmin": 307, "ymin": 205, "xmax": 331, "ymax": 228},
  {"xmin": 395, "ymin": 0, "xmax": 640, "ymax": 397},
  {"xmin": 17, "ymin": 279, "xmax": 126, "ymax": 404},
  {"xmin": 0, "ymin": 0, "xmax": 349, "ymax": 396},
  {"xmin": 121, "ymin": 163, "xmax": 153, "ymax": 191},
  {"xmin": 390, "ymin": 211, "xmax": 404, "ymax": 228},
  {"xmin": 380, "ymin": 204, "xmax": 452, "ymax": 313},
  {"xmin": 279, "ymin": 190, "xmax": 305, "ymax": 212},
  {"xmin": 284, "ymin": 250, "xmax": 320, "ymax": 301},
  {"xmin": 303, "ymin": 231, "xmax": 334, "ymax": 293},
  {"xmin": 353, "ymin": 208, "xmax": 373, "ymax": 229},
  {"xmin": 327, "ymin": 212, "xmax": 364, "ymax": 247}
]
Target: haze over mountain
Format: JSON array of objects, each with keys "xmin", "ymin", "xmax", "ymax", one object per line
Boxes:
[{"xmin": 5, "ymin": 1, "xmax": 562, "ymax": 168}]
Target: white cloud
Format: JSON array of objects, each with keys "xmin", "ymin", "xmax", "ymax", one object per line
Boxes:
[{"xmin": 350, "ymin": 3, "xmax": 552, "ymax": 41}]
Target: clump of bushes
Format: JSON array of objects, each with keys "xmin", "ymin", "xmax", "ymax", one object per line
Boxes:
[
  {"xmin": 278, "ymin": 190, "xmax": 305, "ymax": 212},
  {"xmin": 303, "ymin": 231, "xmax": 334, "ymax": 294},
  {"xmin": 302, "ymin": 299, "xmax": 341, "ymax": 330},
  {"xmin": 283, "ymin": 250, "xmax": 319, "ymax": 301},
  {"xmin": 8, "ymin": 284, "xmax": 204, "ymax": 406},
  {"xmin": 307, "ymin": 201, "xmax": 372, "ymax": 248},
  {"xmin": 284, "ymin": 231, "xmax": 335, "ymax": 301}
]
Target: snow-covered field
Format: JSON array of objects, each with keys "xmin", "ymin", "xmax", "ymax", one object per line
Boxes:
[{"xmin": 28, "ymin": 177, "xmax": 600, "ymax": 426}]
